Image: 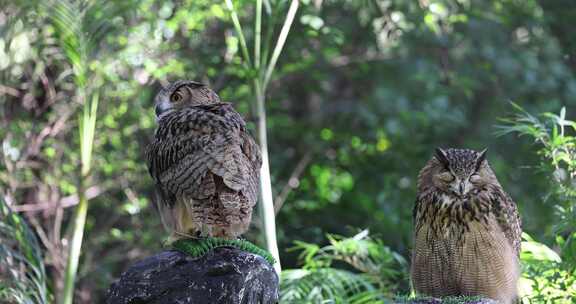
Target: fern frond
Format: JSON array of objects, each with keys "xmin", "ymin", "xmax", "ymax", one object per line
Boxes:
[
  {"xmin": 280, "ymin": 268, "xmax": 385, "ymax": 304},
  {"xmin": 290, "ymin": 230, "xmax": 407, "ymax": 293},
  {"xmin": 36, "ymin": 0, "xmax": 132, "ymax": 86},
  {"xmin": 0, "ymin": 198, "xmax": 51, "ymax": 304}
]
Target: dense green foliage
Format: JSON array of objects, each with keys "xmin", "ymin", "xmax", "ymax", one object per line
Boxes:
[
  {"xmin": 1, "ymin": 0, "xmax": 576, "ymax": 303},
  {"xmin": 280, "ymin": 230, "xmax": 405, "ymax": 303},
  {"xmin": 500, "ymin": 106, "xmax": 576, "ymax": 302}
]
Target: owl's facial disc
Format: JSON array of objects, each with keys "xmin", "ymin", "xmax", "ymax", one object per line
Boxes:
[
  {"xmin": 434, "ymin": 170, "xmax": 478, "ymax": 199},
  {"xmin": 432, "ymin": 148, "xmax": 488, "ymax": 199},
  {"xmin": 154, "ymin": 81, "xmax": 206, "ymax": 118},
  {"xmin": 450, "ymin": 175, "xmax": 474, "ymax": 198},
  {"xmin": 169, "ymin": 84, "xmax": 193, "ymax": 104}
]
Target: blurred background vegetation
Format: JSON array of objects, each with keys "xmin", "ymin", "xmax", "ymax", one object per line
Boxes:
[{"xmin": 0, "ymin": 0, "xmax": 575, "ymax": 303}]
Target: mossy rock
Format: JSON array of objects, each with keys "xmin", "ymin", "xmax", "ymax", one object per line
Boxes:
[{"xmin": 106, "ymin": 247, "xmax": 278, "ymax": 304}]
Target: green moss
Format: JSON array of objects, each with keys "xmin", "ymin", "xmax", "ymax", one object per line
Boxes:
[
  {"xmin": 440, "ymin": 296, "xmax": 487, "ymax": 304},
  {"xmin": 393, "ymin": 295, "xmax": 490, "ymax": 304},
  {"xmin": 172, "ymin": 237, "xmax": 276, "ymax": 265}
]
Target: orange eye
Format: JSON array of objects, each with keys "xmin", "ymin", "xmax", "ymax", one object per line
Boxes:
[{"xmin": 171, "ymin": 92, "xmax": 183, "ymax": 102}]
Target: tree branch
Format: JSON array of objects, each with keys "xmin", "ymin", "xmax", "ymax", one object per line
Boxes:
[
  {"xmin": 12, "ymin": 186, "xmax": 105, "ymax": 213},
  {"xmin": 274, "ymin": 152, "xmax": 312, "ymax": 214}
]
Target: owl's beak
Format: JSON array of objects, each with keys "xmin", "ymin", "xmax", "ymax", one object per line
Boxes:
[
  {"xmin": 155, "ymin": 102, "xmax": 172, "ymax": 117},
  {"xmin": 155, "ymin": 104, "xmax": 164, "ymax": 117},
  {"xmin": 456, "ymin": 180, "xmax": 473, "ymax": 198}
]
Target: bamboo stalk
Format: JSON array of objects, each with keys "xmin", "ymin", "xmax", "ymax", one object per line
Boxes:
[
  {"xmin": 61, "ymin": 189, "xmax": 88, "ymax": 304},
  {"xmin": 263, "ymin": 0, "xmax": 299, "ymax": 90},
  {"xmin": 255, "ymin": 0, "xmax": 262, "ymax": 71},
  {"xmin": 224, "ymin": 0, "xmax": 300, "ymax": 275},
  {"xmin": 254, "ymin": 81, "xmax": 281, "ymax": 273},
  {"xmin": 224, "ymin": 0, "xmax": 252, "ymax": 68},
  {"xmin": 255, "ymin": 1, "xmax": 300, "ymax": 273},
  {"xmin": 61, "ymin": 92, "xmax": 99, "ymax": 304}
]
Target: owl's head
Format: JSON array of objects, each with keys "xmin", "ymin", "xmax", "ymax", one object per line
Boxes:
[
  {"xmin": 154, "ymin": 80, "xmax": 221, "ymax": 118},
  {"xmin": 419, "ymin": 148, "xmax": 494, "ymax": 198}
]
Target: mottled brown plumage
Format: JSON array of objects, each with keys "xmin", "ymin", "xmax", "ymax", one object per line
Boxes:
[
  {"xmin": 146, "ymin": 80, "xmax": 261, "ymax": 240},
  {"xmin": 411, "ymin": 148, "xmax": 521, "ymax": 304}
]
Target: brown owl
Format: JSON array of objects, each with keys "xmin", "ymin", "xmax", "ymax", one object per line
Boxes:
[
  {"xmin": 146, "ymin": 80, "xmax": 261, "ymax": 240},
  {"xmin": 411, "ymin": 148, "xmax": 521, "ymax": 304}
]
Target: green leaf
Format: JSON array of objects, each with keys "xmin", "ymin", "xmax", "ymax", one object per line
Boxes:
[{"xmin": 521, "ymin": 233, "xmax": 561, "ymax": 263}]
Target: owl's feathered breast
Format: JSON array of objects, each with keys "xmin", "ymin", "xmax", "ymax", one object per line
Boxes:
[
  {"xmin": 415, "ymin": 191, "xmax": 488, "ymax": 238},
  {"xmin": 413, "ymin": 185, "xmax": 521, "ymax": 255}
]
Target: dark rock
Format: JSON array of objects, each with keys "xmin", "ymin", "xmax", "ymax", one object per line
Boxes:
[{"xmin": 105, "ymin": 247, "xmax": 278, "ymax": 304}]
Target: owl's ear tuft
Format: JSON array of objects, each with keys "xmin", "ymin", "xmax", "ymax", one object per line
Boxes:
[
  {"xmin": 186, "ymin": 80, "xmax": 206, "ymax": 88},
  {"xmin": 475, "ymin": 148, "xmax": 487, "ymax": 171},
  {"xmin": 434, "ymin": 148, "xmax": 450, "ymax": 168}
]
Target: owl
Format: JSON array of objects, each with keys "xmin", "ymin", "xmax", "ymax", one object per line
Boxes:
[
  {"xmin": 411, "ymin": 148, "xmax": 521, "ymax": 304},
  {"xmin": 146, "ymin": 80, "xmax": 261, "ymax": 240}
]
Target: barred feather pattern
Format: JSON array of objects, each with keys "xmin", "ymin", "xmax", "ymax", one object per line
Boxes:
[
  {"xmin": 411, "ymin": 150, "xmax": 521, "ymax": 304},
  {"xmin": 146, "ymin": 103, "xmax": 261, "ymax": 239}
]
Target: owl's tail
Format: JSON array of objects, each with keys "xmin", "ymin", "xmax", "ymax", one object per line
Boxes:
[
  {"xmin": 155, "ymin": 193, "xmax": 198, "ymax": 243},
  {"xmin": 155, "ymin": 191, "xmax": 174, "ymax": 234},
  {"xmin": 156, "ymin": 182, "xmax": 253, "ymax": 241}
]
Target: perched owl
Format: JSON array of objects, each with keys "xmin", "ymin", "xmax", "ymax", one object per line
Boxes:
[
  {"xmin": 411, "ymin": 148, "xmax": 521, "ymax": 304},
  {"xmin": 146, "ymin": 80, "xmax": 261, "ymax": 240}
]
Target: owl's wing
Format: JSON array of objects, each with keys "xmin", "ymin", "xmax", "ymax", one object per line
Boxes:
[
  {"xmin": 240, "ymin": 130, "xmax": 262, "ymax": 204},
  {"xmin": 491, "ymin": 188, "xmax": 522, "ymax": 257},
  {"xmin": 146, "ymin": 103, "xmax": 255, "ymax": 206},
  {"xmin": 198, "ymin": 103, "xmax": 262, "ymax": 203},
  {"xmin": 195, "ymin": 103, "xmax": 259, "ymax": 193},
  {"xmin": 412, "ymin": 190, "xmax": 437, "ymax": 233}
]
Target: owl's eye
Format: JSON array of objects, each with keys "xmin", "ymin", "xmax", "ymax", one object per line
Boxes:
[
  {"xmin": 470, "ymin": 174, "xmax": 481, "ymax": 183},
  {"xmin": 170, "ymin": 92, "xmax": 183, "ymax": 102},
  {"xmin": 438, "ymin": 172, "xmax": 455, "ymax": 182}
]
